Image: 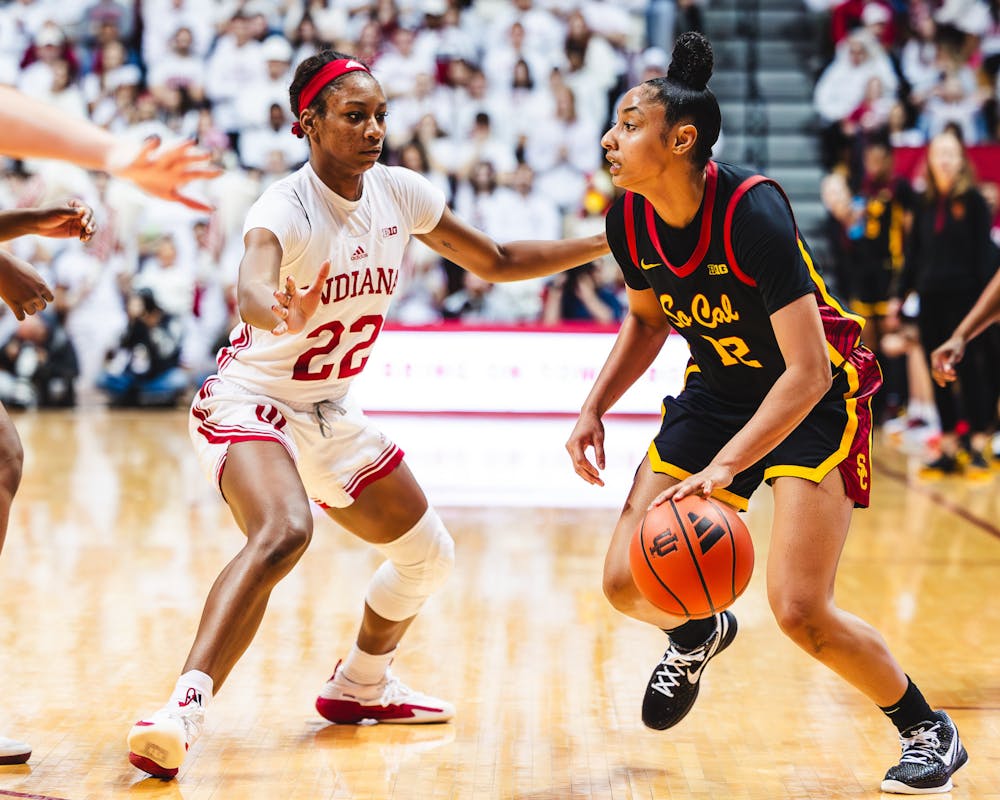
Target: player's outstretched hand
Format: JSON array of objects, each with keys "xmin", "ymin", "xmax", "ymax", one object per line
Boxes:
[
  {"xmin": 930, "ymin": 335, "xmax": 964, "ymax": 387},
  {"xmin": 566, "ymin": 410, "xmax": 606, "ymax": 486},
  {"xmin": 107, "ymin": 137, "xmax": 222, "ymax": 212},
  {"xmin": 28, "ymin": 199, "xmax": 96, "ymax": 241},
  {"xmin": 0, "ymin": 250, "xmax": 54, "ymax": 320},
  {"xmin": 270, "ymin": 260, "xmax": 331, "ymax": 335},
  {"xmin": 649, "ymin": 462, "xmax": 734, "ymax": 508}
]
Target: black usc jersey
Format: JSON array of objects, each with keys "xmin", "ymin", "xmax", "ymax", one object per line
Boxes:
[{"xmin": 606, "ymin": 160, "xmax": 865, "ymax": 405}]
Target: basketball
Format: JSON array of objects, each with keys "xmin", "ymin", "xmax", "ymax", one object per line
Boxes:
[{"xmin": 629, "ymin": 494, "xmax": 754, "ymax": 620}]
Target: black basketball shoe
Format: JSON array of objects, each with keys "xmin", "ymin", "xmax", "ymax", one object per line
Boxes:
[
  {"xmin": 881, "ymin": 711, "xmax": 968, "ymax": 794},
  {"xmin": 641, "ymin": 610, "xmax": 737, "ymax": 730}
]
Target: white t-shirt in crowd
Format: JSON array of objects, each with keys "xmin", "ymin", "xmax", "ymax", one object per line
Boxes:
[{"xmin": 218, "ymin": 162, "xmax": 446, "ymax": 403}]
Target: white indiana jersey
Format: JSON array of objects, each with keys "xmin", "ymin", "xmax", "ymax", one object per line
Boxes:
[{"xmin": 217, "ymin": 162, "xmax": 446, "ymax": 404}]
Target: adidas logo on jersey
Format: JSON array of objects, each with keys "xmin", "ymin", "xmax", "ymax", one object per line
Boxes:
[{"xmin": 351, "ymin": 245, "xmax": 368, "ymax": 262}]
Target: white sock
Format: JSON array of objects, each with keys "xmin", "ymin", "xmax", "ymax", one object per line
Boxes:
[
  {"xmin": 170, "ymin": 670, "xmax": 214, "ymax": 707},
  {"xmin": 340, "ymin": 645, "xmax": 395, "ymax": 687}
]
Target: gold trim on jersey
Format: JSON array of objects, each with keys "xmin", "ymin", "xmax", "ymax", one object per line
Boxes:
[
  {"xmin": 849, "ymin": 299, "xmax": 890, "ymax": 317},
  {"xmin": 647, "ymin": 442, "xmax": 750, "ymax": 511},
  {"xmin": 797, "ymin": 237, "xmax": 866, "ymax": 333}
]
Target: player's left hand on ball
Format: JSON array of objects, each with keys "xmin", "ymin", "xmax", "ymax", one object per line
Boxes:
[{"xmin": 649, "ymin": 463, "xmax": 734, "ymax": 508}]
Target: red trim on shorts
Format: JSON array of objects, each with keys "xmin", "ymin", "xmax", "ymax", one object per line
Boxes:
[
  {"xmin": 191, "ymin": 377, "xmax": 294, "ymax": 483},
  {"xmin": 644, "ymin": 160, "xmax": 718, "ymax": 277},
  {"xmin": 344, "ymin": 445, "xmax": 404, "ymax": 499}
]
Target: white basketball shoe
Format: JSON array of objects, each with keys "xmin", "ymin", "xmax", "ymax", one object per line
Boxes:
[
  {"xmin": 0, "ymin": 734, "xmax": 30, "ymax": 765},
  {"xmin": 127, "ymin": 688, "xmax": 206, "ymax": 779},
  {"xmin": 316, "ymin": 661, "xmax": 454, "ymax": 724}
]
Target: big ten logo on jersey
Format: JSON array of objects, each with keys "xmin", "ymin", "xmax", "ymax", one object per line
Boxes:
[
  {"xmin": 380, "ymin": 225, "xmax": 398, "ymax": 238},
  {"xmin": 320, "ymin": 266, "xmax": 399, "ymax": 305}
]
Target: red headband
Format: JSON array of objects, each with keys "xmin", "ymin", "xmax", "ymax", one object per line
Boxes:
[{"xmin": 291, "ymin": 58, "xmax": 371, "ymax": 137}]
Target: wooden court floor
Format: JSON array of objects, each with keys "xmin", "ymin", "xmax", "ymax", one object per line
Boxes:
[{"xmin": 0, "ymin": 409, "xmax": 997, "ymax": 800}]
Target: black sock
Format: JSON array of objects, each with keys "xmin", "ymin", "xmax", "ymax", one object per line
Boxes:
[
  {"xmin": 664, "ymin": 617, "xmax": 717, "ymax": 650},
  {"xmin": 879, "ymin": 676, "xmax": 935, "ymax": 733}
]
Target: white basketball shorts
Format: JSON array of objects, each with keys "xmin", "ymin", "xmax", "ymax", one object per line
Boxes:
[{"xmin": 189, "ymin": 375, "xmax": 403, "ymax": 508}]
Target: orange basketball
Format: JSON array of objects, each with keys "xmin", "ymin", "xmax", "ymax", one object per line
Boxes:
[{"xmin": 629, "ymin": 494, "xmax": 754, "ymax": 620}]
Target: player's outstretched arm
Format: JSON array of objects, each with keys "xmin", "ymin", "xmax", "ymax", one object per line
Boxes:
[
  {"xmin": 930, "ymin": 267, "xmax": 1000, "ymax": 386},
  {"xmin": 0, "ymin": 86, "xmax": 220, "ymax": 212},
  {"xmin": 415, "ymin": 206, "xmax": 608, "ymax": 283},
  {"xmin": 0, "ymin": 200, "xmax": 95, "ymax": 242},
  {"xmin": 0, "ymin": 250, "xmax": 54, "ymax": 320},
  {"xmin": 237, "ymin": 228, "xmax": 331, "ymax": 336}
]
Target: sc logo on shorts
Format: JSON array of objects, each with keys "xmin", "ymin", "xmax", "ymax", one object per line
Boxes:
[{"xmin": 856, "ymin": 453, "xmax": 868, "ymax": 491}]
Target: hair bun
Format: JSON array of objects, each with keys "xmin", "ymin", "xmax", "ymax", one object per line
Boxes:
[{"xmin": 666, "ymin": 31, "xmax": 714, "ymax": 91}]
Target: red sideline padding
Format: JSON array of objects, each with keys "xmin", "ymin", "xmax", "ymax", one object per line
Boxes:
[{"xmin": 893, "ymin": 144, "xmax": 1000, "ymax": 185}]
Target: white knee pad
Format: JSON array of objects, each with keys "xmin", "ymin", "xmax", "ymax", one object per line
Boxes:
[{"xmin": 365, "ymin": 507, "xmax": 455, "ymax": 622}]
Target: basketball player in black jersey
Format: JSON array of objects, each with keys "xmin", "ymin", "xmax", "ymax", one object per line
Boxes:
[{"xmin": 565, "ymin": 32, "xmax": 967, "ymax": 794}]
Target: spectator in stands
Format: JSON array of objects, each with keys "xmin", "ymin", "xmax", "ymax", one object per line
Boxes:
[
  {"xmin": 542, "ymin": 261, "xmax": 624, "ymax": 325},
  {"xmin": 527, "ymin": 82, "xmax": 598, "ymax": 213},
  {"xmin": 483, "ymin": 21, "xmax": 550, "ymax": 97},
  {"xmin": 562, "ymin": 9, "xmax": 624, "ymax": 132},
  {"xmin": 886, "ymin": 99, "xmax": 926, "ymax": 147},
  {"xmin": 814, "ymin": 28, "xmax": 898, "ymax": 169},
  {"xmin": 646, "ymin": 0, "xmax": 705, "ymax": 53},
  {"xmin": 0, "ymin": 312, "xmax": 78, "ymax": 408},
  {"xmin": 900, "ymin": 9, "xmax": 941, "ymax": 111},
  {"xmin": 830, "ymin": 0, "xmax": 897, "ymax": 49},
  {"xmin": 98, "ymin": 287, "xmax": 188, "ymax": 407},
  {"xmin": 890, "ymin": 128, "xmax": 998, "ymax": 475},
  {"xmin": 374, "ymin": 25, "xmax": 434, "ymax": 101},
  {"xmin": 240, "ymin": 102, "xmax": 309, "ymax": 174},
  {"xmin": 19, "ymin": 23, "xmax": 78, "ymax": 98},
  {"xmin": 236, "ymin": 34, "xmax": 296, "ymax": 139},
  {"xmin": 76, "ymin": 0, "xmax": 134, "ymax": 55},
  {"xmin": 140, "ymin": 0, "xmax": 216, "ymax": 65},
  {"xmin": 396, "ymin": 137, "xmax": 450, "ymax": 198},
  {"xmin": 385, "ymin": 70, "xmax": 446, "ymax": 152},
  {"xmin": 441, "ymin": 271, "xmax": 512, "ymax": 322},
  {"xmin": 449, "ymin": 112, "xmax": 518, "ymax": 183},
  {"xmin": 147, "ymin": 26, "xmax": 206, "ymax": 111},
  {"xmin": 131, "ymin": 232, "xmax": 194, "ymax": 321},
  {"xmin": 204, "ymin": 5, "xmax": 266, "ymax": 149},
  {"xmin": 919, "ymin": 72, "xmax": 989, "ymax": 144},
  {"xmin": 285, "ymin": 12, "xmax": 327, "ymax": 66},
  {"xmin": 453, "ymin": 159, "xmax": 507, "ymax": 241}
]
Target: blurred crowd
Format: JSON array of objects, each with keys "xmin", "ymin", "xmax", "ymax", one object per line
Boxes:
[
  {"xmin": 0, "ymin": 0, "xmax": 711, "ymax": 408},
  {"xmin": 810, "ymin": 0, "xmax": 1000, "ymax": 163},
  {"xmin": 812, "ymin": 0, "xmax": 1000, "ymax": 476}
]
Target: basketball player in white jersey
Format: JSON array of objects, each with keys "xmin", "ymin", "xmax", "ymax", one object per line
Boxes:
[{"xmin": 127, "ymin": 50, "xmax": 609, "ymax": 779}]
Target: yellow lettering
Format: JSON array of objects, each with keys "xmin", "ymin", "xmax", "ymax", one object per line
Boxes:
[
  {"xmin": 700, "ymin": 335, "xmax": 763, "ymax": 368},
  {"xmin": 659, "ymin": 294, "xmax": 693, "ymax": 328},
  {"xmin": 691, "ymin": 293, "xmax": 740, "ymax": 329},
  {"xmin": 856, "ymin": 453, "xmax": 869, "ymax": 490}
]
